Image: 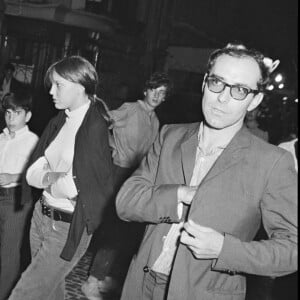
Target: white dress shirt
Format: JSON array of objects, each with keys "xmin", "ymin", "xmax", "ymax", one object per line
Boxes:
[{"xmin": 0, "ymin": 125, "xmax": 38, "ymax": 188}]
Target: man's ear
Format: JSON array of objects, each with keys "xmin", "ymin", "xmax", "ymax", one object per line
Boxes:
[
  {"xmin": 77, "ymin": 84, "xmax": 85, "ymax": 94},
  {"xmin": 25, "ymin": 111, "xmax": 32, "ymax": 123},
  {"xmin": 202, "ymin": 73, "xmax": 208, "ymax": 93},
  {"xmin": 247, "ymin": 92, "xmax": 264, "ymax": 112}
]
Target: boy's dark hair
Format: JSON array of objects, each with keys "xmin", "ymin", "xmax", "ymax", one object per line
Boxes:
[
  {"xmin": 1, "ymin": 88, "xmax": 33, "ymax": 112},
  {"xmin": 144, "ymin": 72, "xmax": 173, "ymax": 97},
  {"xmin": 4, "ymin": 62, "xmax": 15, "ymax": 72}
]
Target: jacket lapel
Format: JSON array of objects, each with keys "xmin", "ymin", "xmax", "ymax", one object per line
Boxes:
[
  {"xmin": 201, "ymin": 126, "xmax": 252, "ymax": 185},
  {"xmin": 181, "ymin": 124, "xmax": 199, "ymax": 185}
]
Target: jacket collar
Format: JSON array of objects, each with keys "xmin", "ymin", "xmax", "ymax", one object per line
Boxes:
[
  {"xmin": 201, "ymin": 126, "xmax": 251, "ymax": 184},
  {"xmin": 181, "ymin": 124, "xmax": 252, "ymax": 185}
]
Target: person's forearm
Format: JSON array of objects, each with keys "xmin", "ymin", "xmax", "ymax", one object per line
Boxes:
[
  {"xmin": 116, "ymin": 181, "xmax": 181, "ymax": 223},
  {"xmin": 10, "ymin": 173, "xmax": 21, "ymax": 184},
  {"xmin": 26, "ymin": 156, "xmax": 49, "ymax": 188}
]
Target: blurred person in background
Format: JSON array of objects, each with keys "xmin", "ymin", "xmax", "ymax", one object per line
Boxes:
[
  {"xmin": 0, "ymin": 62, "xmax": 23, "ymax": 100},
  {"xmin": 81, "ymin": 72, "xmax": 173, "ymax": 300}
]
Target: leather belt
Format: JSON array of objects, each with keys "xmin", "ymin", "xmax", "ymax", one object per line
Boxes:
[{"xmin": 40, "ymin": 198, "xmax": 73, "ymax": 223}]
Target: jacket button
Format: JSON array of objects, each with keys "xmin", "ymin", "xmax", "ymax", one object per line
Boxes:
[{"xmin": 143, "ymin": 266, "xmax": 149, "ymax": 273}]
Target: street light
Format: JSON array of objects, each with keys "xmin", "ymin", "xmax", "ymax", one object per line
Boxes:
[{"xmin": 275, "ymin": 73, "xmax": 283, "ymax": 83}]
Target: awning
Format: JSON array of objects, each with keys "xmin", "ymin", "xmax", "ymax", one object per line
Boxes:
[{"xmin": 4, "ymin": 1, "xmax": 118, "ymax": 34}]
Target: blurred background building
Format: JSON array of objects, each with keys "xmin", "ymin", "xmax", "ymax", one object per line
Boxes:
[{"xmin": 0, "ymin": 0, "xmax": 297, "ymax": 143}]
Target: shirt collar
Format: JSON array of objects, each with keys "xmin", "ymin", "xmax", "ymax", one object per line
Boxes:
[
  {"xmin": 137, "ymin": 100, "xmax": 155, "ymax": 115},
  {"xmin": 3, "ymin": 125, "xmax": 29, "ymax": 139},
  {"xmin": 197, "ymin": 122, "xmax": 238, "ymax": 155},
  {"xmin": 65, "ymin": 101, "xmax": 90, "ymax": 119}
]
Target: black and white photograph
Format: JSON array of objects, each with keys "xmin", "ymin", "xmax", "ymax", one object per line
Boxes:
[{"xmin": 0, "ymin": 0, "xmax": 297, "ymax": 299}]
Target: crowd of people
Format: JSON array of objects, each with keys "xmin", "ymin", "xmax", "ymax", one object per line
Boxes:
[{"xmin": 0, "ymin": 42, "xmax": 297, "ymax": 300}]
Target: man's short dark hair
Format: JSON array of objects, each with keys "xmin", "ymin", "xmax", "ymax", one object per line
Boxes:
[
  {"xmin": 207, "ymin": 43, "xmax": 271, "ymax": 92},
  {"xmin": 144, "ymin": 72, "xmax": 173, "ymax": 97},
  {"xmin": 1, "ymin": 88, "xmax": 33, "ymax": 112}
]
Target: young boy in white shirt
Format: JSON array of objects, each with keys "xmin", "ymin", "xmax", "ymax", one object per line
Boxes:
[{"xmin": 0, "ymin": 90, "xmax": 38, "ymax": 300}]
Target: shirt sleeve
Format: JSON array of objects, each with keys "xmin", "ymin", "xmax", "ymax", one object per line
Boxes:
[
  {"xmin": 116, "ymin": 125, "xmax": 182, "ymax": 224},
  {"xmin": 109, "ymin": 103, "xmax": 133, "ymax": 128},
  {"xmin": 177, "ymin": 185, "xmax": 186, "ymax": 218},
  {"xmin": 26, "ymin": 156, "xmax": 49, "ymax": 188}
]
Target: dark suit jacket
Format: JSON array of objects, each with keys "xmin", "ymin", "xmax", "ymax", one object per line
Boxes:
[
  {"xmin": 116, "ymin": 123, "xmax": 297, "ymax": 300},
  {"xmin": 22, "ymin": 100, "xmax": 115, "ymax": 260}
]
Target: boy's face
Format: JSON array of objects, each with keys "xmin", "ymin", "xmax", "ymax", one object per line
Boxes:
[
  {"xmin": 143, "ymin": 86, "xmax": 167, "ymax": 111},
  {"xmin": 5, "ymin": 108, "xmax": 31, "ymax": 132}
]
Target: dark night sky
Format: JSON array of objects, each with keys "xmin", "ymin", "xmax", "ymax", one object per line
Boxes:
[
  {"xmin": 173, "ymin": 0, "xmax": 297, "ymax": 55},
  {"xmin": 171, "ymin": 0, "xmax": 298, "ymax": 83}
]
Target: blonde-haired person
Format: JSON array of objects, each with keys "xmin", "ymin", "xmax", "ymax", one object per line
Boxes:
[{"xmin": 8, "ymin": 56, "xmax": 114, "ymax": 300}]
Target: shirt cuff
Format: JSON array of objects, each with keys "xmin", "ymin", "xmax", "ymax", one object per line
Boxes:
[{"xmin": 177, "ymin": 185, "xmax": 185, "ymax": 218}]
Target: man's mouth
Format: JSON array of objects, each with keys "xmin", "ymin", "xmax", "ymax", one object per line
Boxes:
[{"xmin": 212, "ymin": 107, "xmax": 226, "ymax": 115}]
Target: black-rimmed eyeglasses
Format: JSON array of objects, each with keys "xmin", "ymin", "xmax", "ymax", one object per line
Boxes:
[{"xmin": 205, "ymin": 76, "xmax": 260, "ymax": 101}]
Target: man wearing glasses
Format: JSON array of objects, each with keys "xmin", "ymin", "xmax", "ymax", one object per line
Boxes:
[{"xmin": 116, "ymin": 43, "xmax": 297, "ymax": 300}]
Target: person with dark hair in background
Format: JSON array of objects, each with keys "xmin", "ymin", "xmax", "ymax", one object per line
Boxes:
[
  {"xmin": 82, "ymin": 72, "xmax": 173, "ymax": 300},
  {"xmin": 0, "ymin": 63, "xmax": 24, "ymax": 131},
  {"xmin": 8, "ymin": 56, "xmax": 114, "ymax": 300},
  {"xmin": 116, "ymin": 43, "xmax": 297, "ymax": 300},
  {"xmin": 0, "ymin": 90, "xmax": 38, "ymax": 300},
  {"xmin": 0, "ymin": 63, "xmax": 23, "ymax": 100}
]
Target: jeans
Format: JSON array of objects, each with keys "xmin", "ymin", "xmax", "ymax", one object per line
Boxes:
[
  {"xmin": 8, "ymin": 200, "xmax": 92, "ymax": 300},
  {"xmin": 0, "ymin": 190, "xmax": 32, "ymax": 300}
]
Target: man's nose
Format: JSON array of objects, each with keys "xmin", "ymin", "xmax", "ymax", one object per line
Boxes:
[{"xmin": 217, "ymin": 86, "xmax": 231, "ymax": 103}]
